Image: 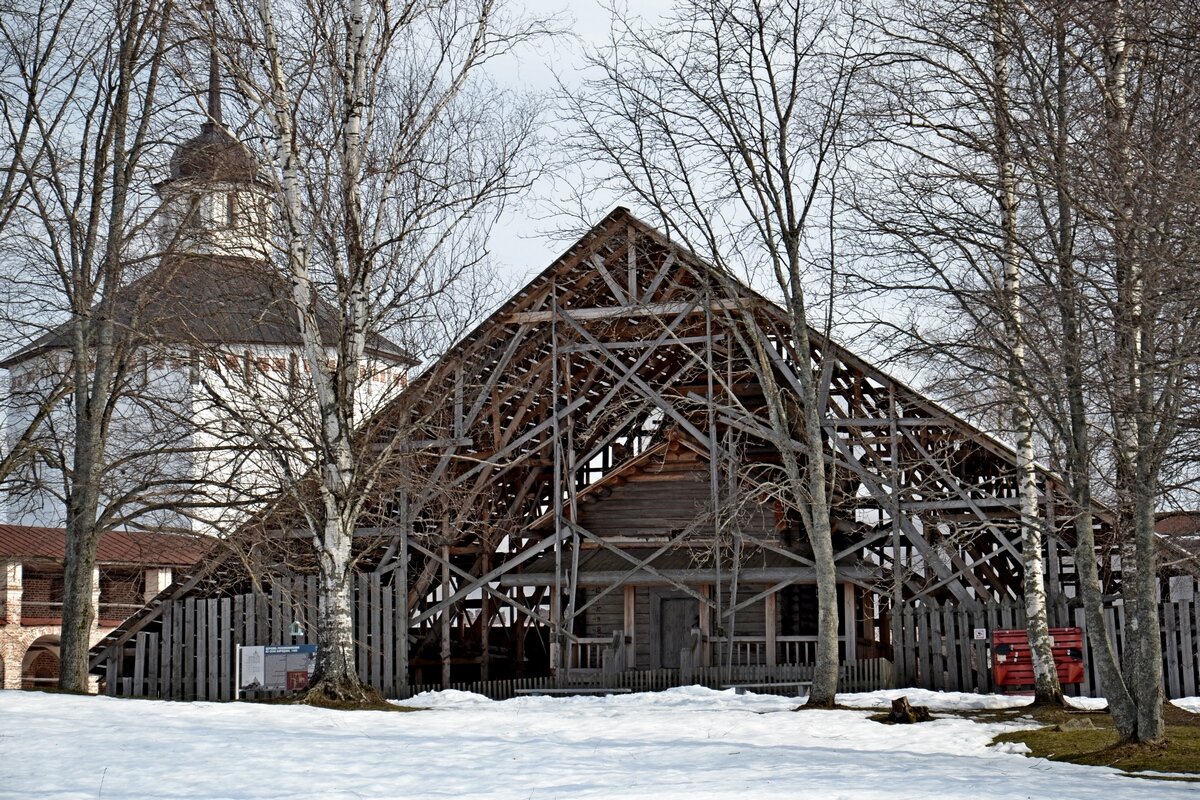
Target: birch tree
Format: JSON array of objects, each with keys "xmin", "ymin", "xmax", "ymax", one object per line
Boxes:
[
  {"xmin": 991, "ymin": 0, "xmax": 1063, "ymax": 707},
  {"xmin": 566, "ymin": 0, "xmax": 867, "ymax": 707},
  {"xmin": 857, "ymin": 0, "xmax": 1200, "ymax": 740},
  {"xmin": 1080, "ymin": 0, "xmax": 1200, "ymax": 743},
  {"xmin": 1004, "ymin": 0, "xmax": 1200, "ymax": 742},
  {"xmin": 211, "ymin": 0, "xmax": 546, "ymax": 702}
]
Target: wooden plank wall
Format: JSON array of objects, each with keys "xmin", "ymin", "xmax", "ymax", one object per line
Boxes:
[
  {"xmin": 894, "ymin": 589, "xmax": 1200, "ymax": 699},
  {"xmin": 106, "ymin": 575, "xmax": 407, "ymax": 701},
  {"xmin": 102, "ymin": 574, "xmax": 894, "ymax": 701}
]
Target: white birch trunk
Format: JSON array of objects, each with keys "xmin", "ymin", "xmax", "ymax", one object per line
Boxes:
[
  {"xmin": 990, "ymin": 0, "xmax": 1061, "ymax": 706},
  {"xmin": 257, "ymin": 0, "xmax": 365, "ymax": 696}
]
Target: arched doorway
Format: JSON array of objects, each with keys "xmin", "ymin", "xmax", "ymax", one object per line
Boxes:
[{"xmin": 22, "ymin": 636, "xmax": 60, "ymax": 690}]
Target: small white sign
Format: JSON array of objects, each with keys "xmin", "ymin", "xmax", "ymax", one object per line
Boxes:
[{"xmin": 973, "ymin": 628, "xmax": 987, "ymax": 640}]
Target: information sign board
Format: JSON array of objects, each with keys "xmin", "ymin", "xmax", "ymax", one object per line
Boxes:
[{"xmin": 238, "ymin": 644, "xmax": 317, "ymax": 692}]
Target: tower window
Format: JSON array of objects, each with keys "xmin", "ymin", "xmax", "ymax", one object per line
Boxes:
[{"xmin": 227, "ymin": 192, "xmax": 239, "ymax": 227}]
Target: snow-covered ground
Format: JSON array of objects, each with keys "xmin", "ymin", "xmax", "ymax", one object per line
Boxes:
[{"xmin": 1, "ymin": 688, "xmax": 1197, "ymax": 800}]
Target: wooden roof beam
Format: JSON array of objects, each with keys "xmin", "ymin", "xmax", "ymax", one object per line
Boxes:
[{"xmin": 505, "ymin": 298, "xmax": 746, "ymax": 324}]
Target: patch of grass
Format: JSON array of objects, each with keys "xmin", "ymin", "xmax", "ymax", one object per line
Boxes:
[{"xmin": 993, "ymin": 705, "xmax": 1200, "ymax": 778}]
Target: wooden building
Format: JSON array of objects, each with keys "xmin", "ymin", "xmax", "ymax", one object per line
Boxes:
[{"xmin": 89, "ymin": 208, "xmax": 1200, "ymax": 699}]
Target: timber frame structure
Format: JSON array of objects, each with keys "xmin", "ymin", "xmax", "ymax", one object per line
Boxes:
[{"xmin": 90, "ymin": 208, "xmax": 1198, "ymax": 696}]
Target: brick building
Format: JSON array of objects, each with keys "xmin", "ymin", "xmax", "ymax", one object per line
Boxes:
[{"xmin": 0, "ymin": 525, "xmax": 206, "ymax": 689}]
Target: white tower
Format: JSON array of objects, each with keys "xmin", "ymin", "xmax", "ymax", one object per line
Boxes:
[{"xmin": 155, "ymin": 47, "xmax": 271, "ymax": 262}]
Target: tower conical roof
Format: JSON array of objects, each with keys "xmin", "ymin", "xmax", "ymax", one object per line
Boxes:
[
  {"xmin": 168, "ymin": 122, "xmax": 259, "ymax": 183},
  {"xmin": 167, "ymin": 16, "xmax": 259, "ymax": 186}
]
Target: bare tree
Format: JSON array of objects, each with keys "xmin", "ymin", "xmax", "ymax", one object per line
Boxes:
[
  {"xmin": 565, "ymin": 0, "xmax": 868, "ymax": 707},
  {"xmin": 855, "ymin": 0, "xmax": 1200, "ymax": 741},
  {"xmin": 873, "ymin": 0, "xmax": 1064, "ymax": 705},
  {"xmin": 991, "ymin": 0, "xmax": 1063, "ymax": 706},
  {"xmin": 206, "ymin": 0, "xmax": 547, "ymax": 702},
  {"xmin": 0, "ymin": 0, "xmax": 182, "ymax": 691}
]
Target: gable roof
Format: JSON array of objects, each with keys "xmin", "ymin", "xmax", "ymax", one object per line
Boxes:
[{"xmin": 87, "ymin": 208, "xmax": 1200, "ymax": 671}]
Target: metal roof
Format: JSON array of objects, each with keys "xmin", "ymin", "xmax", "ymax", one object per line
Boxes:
[
  {"xmin": 2, "ymin": 256, "xmax": 415, "ymax": 368},
  {"xmin": 0, "ymin": 524, "xmax": 210, "ymax": 567}
]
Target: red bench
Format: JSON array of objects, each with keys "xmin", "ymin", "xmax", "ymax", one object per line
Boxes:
[{"xmin": 992, "ymin": 627, "xmax": 1085, "ymax": 689}]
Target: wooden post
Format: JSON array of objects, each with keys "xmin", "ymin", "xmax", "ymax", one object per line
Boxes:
[
  {"xmin": 207, "ymin": 599, "xmax": 219, "ymax": 701},
  {"xmin": 184, "ymin": 597, "xmax": 196, "ymax": 701},
  {"xmin": 441, "ymin": 542, "xmax": 452, "ymax": 690},
  {"xmin": 159, "ymin": 603, "xmax": 173, "ymax": 699},
  {"xmin": 888, "ymin": 385, "xmax": 903, "ymax": 670},
  {"xmin": 623, "ymin": 584, "xmax": 636, "ymax": 669},
  {"xmin": 371, "ymin": 574, "xmax": 383, "ymax": 692},
  {"xmin": 382, "ymin": 576, "xmax": 394, "ymax": 697},
  {"xmin": 698, "ymin": 585, "xmax": 711, "ymax": 667},
  {"xmin": 843, "ymin": 583, "xmax": 857, "ymax": 662},
  {"xmin": 550, "ymin": 283, "xmax": 565, "ymax": 687},
  {"xmin": 133, "ymin": 632, "xmax": 146, "ymax": 696},
  {"xmin": 356, "ymin": 574, "xmax": 368, "ymax": 684},
  {"xmin": 764, "ymin": 590, "xmax": 777, "ymax": 668},
  {"xmin": 480, "ymin": 552, "xmax": 491, "ymax": 682},
  {"xmin": 399, "ymin": 492, "xmax": 410, "ymax": 694}
]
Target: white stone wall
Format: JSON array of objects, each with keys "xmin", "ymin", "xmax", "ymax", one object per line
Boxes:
[
  {"xmin": 156, "ymin": 179, "xmax": 272, "ymax": 261},
  {"xmin": 3, "ymin": 343, "xmax": 407, "ymax": 535}
]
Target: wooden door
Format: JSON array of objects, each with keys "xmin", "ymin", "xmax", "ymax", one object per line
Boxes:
[{"xmin": 658, "ymin": 597, "xmax": 694, "ymax": 669}]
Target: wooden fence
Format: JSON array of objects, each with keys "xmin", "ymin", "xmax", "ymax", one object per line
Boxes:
[
  {"xmin": 104, "ymin": 574, "xmax": 407, "ymax": 701},
  {"xmin": 893, "ymin": 594, "xmax": 1200, "ymax": 699},
  {"xmin": 99, "ymin": 574, "xmax": 894, "ymax": 701}
]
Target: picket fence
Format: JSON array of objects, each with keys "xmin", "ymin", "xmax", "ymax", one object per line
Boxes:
[{"xmin": 893, "ymin": 594, "xmax": 1200, "ymax": 699}]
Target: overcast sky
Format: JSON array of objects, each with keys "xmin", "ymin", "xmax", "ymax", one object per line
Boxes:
[{"xmin": 485, "ymin": 1, "xmax": 675, "ymax": 284}]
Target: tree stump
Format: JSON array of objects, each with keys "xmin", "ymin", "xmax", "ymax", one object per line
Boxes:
[{"xmin": 888, "ymin": 695, "xmax": 932, "ymax": 723}]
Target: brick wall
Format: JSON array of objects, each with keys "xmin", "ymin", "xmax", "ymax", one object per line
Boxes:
[
  {"xmin": 20, "ymin": 570, "xmax": 63, "ymax": 622},
  {"xmin": 99, "ymin": 569, "xmax": 144, "ymax": 623}
]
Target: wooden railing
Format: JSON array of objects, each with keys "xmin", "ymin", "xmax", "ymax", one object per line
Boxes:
[
  {"xmin": 777, "ymin": 636, "xmax": 819, "ymax": 665},
  {"xmin": 20, "ymin": 600, "xmax": 62, "ymax": 623},
  {"xmin": 713, "ymin": 635, "xmax": 839, "ymax": 667},
  {"xmin": 570, "ymin": 637, "xmax": 611, "ymax": 671},
  {"xmin": 724, "ymin": 636, "xmax": 765, "ymax": 666},
  {"xmin": 396, "ymin": 658, "xmax": 896, "ymax": 701}
]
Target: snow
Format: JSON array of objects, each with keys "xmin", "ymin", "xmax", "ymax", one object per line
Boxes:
[
  {"xmin": 1173, "ymin": 696, "xmax": 1200, "ymax": 715},
  {"xmin": 1, "ymin": 688, "xmax": 1196, "ymax": 800}
]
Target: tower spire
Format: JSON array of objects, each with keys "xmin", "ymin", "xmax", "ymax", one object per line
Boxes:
[{"xmin": 204, "ymin": 0, "xmax": 221, "ymax": 127}]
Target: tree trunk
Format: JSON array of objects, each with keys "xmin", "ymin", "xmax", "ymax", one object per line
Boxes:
[
  {"xmin": 308, "ymin": 516, "xmax": 364, "ymax": 700},
  {"xmin": 991, "ymin": 0, "xmax": 1062, "ymax": 706},
  {"xmin": 1043, "ymin": 5, "xmax": 1136, "ymax": 736},
  {"xmin": 746, "ymin": 308, "xmax": 838, "ymax": 708},
  {"xmin": 58, "ymin": 513, "xmax": 99, "ymax": 692},
  {"xmin": 1104, "ymin": 0, "xmax": 1164, "ymax": 744},
  {"xmin": 788, "ymin": 279, "xmax": 839, "ymax": 708},
  {"xmin": 1131, "ymin": 483, "xmax": 1165, "ymax": 740}
]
